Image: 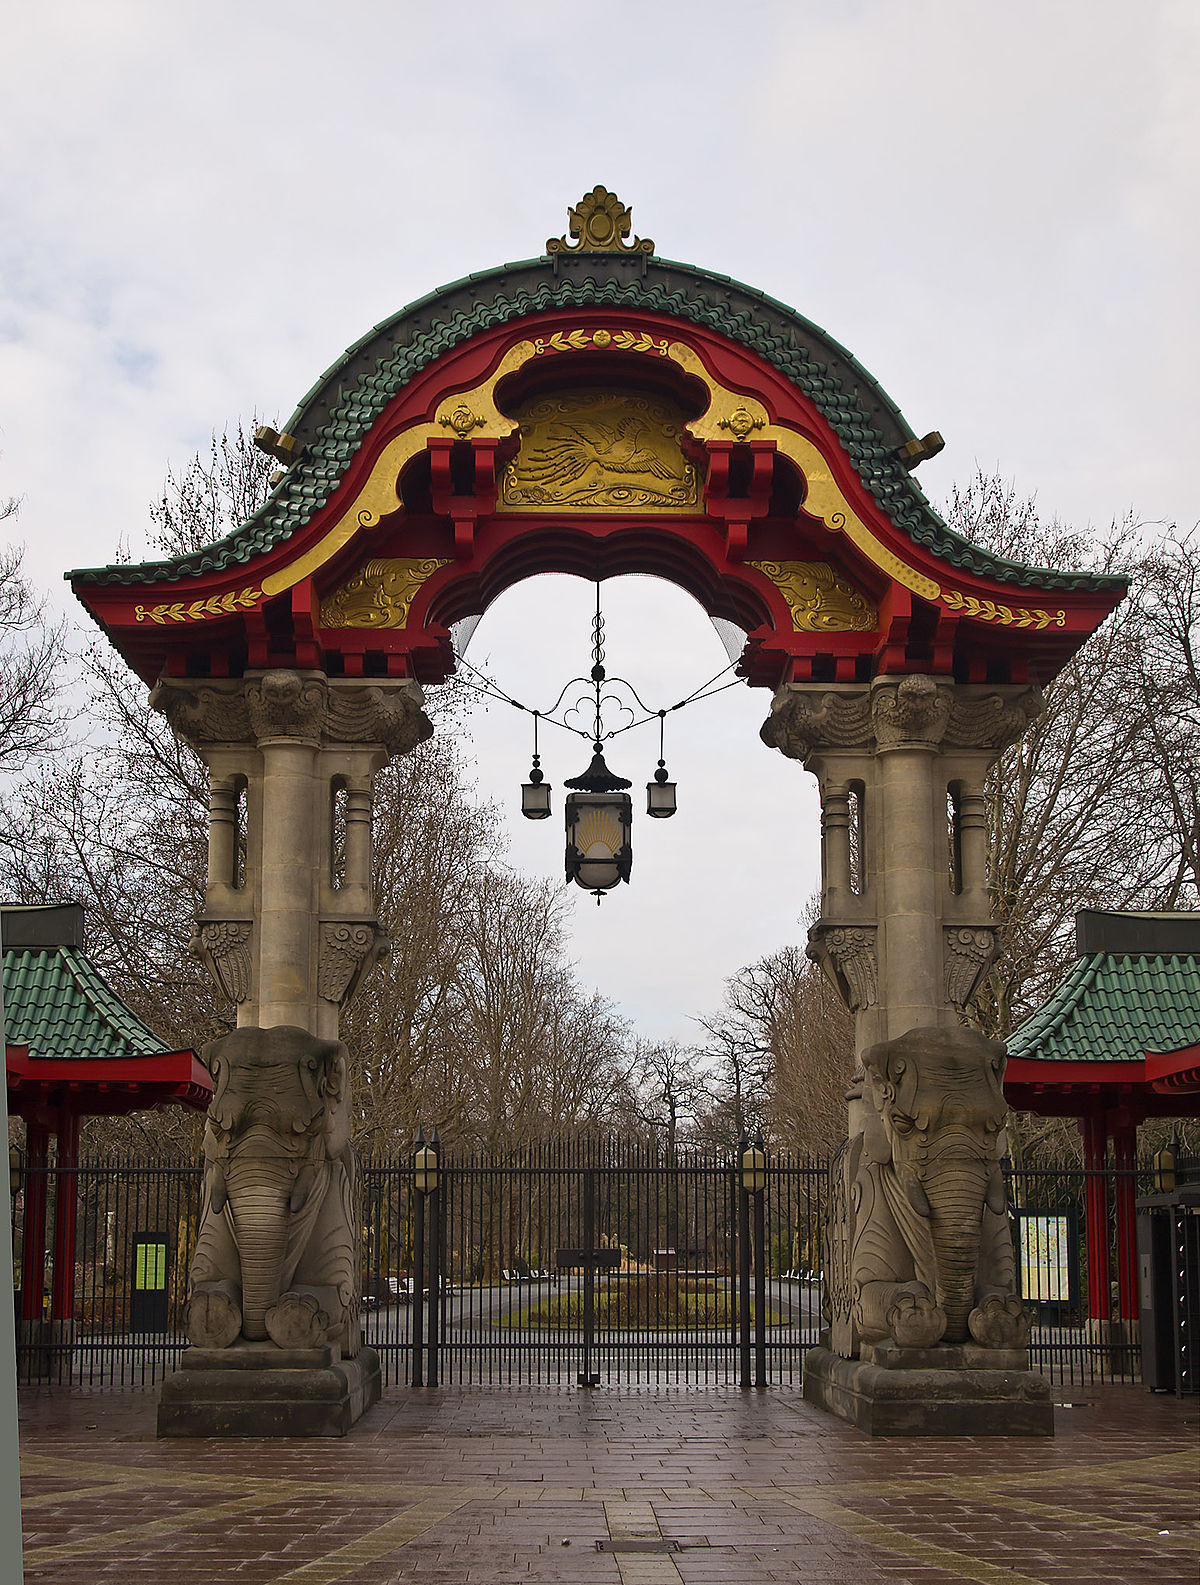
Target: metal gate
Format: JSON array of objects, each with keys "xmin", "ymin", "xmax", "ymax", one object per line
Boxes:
[{"xmin": 361, "ymin": 1142, "xmax": 828, "ymax": 1389}]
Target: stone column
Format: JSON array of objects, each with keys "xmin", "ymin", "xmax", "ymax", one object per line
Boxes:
[
  {"xmin": 761, "ymin": 674, "xmax": 1053, "ymax": 1434},
  {"xmin": 151, "ymin": 669, "xmax": 432, "ymax": 1035},
  {"xmin": 761, "ymin": 674, "xmax": 1043, "ymax": 1054}
]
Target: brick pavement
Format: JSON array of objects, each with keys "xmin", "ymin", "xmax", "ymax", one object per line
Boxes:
[{"xmin": 16, "ymin": 1383, "xmax": 1198, "ymax": 1584}]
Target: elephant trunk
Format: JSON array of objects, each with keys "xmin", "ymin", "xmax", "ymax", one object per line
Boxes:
[
  {"xmin": 921, "ymin": 1151, "xmax": 990, "ymax": 1343},
  {"xmin": 224, "ymin": 1155, "xmax": 297, "ymax": 1340}
]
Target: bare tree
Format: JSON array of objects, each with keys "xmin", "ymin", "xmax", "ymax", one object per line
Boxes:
[
  {"xmin": 0, "ymin": 482, "xmax": 66, "ymax": 769},
  {"xmin": 629, "ymin": 1040, "xmax": 712, "ymax": 1155}
]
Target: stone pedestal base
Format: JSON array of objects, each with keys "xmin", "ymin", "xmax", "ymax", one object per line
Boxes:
[
  {"xmin": 803, "ymin": 1341, "xmax": 1054, "ymax": 1436},
  {"xmin": 17, "ymin": 1319, "xmax": 76, "ymax": 1384},
  {"xmin": 157, "ymin": 1341, "xmax": 381, "ymax": 1438}
]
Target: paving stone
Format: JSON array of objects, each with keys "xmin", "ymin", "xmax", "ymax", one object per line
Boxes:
[{"xmin": 16, "ymin": 1383, "xmax": 1199, "ymax": 1584}]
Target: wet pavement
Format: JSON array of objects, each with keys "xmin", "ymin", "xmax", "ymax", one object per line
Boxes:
[{"xmin": 17, "ymin": 1382, "xmax": 1199, "ymax": 1583}]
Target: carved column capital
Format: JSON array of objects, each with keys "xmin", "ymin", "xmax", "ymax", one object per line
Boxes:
[
  {"xmin": 324, "ymin": 681, "xmax": 434, "ymax": 758},
  {"xmin": 760, "ymin": 688, "xmax": 872, "ymax": 762},
  {"xmin": 944, "ymin": 925, "xmax": 999, "ymax": 1012},
  {"xmin": 191, "ymin": 920, "xmax": 253, "ymax": 1004},
  {"xmin": 151, "ymin": 671, "xmax": 433, "ymax": 759},
  {"xmin": 944, "ymin": 687, "xmax": 1045, "ymax": 750},
  {"xmin": 808, "ymin": 922, "xmax": 878, "ymax": 1012},
  {"xmin": 317, "ymin": 921, "xmax": 389, "ymax": 1006},
  {"xmin": 245, "ymin": 671, "xmax": 328, "ymax": 744},
  {"xmin": 870, "ymin": 675, "xmax": 953, "ymax": 750},
  {"xmin": 149, "ymin": 680, "xmax": 252, "ymax": 747}
]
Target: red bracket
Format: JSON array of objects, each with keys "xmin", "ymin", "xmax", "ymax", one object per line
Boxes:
[
  {"xmin": 701, "ymin": 440, "xmax": 774, "ymax": 561},
  {"xmin": 429, "ymin": 437, "xmax": 501, "ymax": 558}
]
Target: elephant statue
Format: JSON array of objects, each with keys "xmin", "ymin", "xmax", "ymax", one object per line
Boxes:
[
  {"xmin": 186, "ymin": 1025, "xmax": 361, "ymax": 1356},
  {"xmin": 826, "ymin": 1025, "xmax": 1029, "ymax": 1354}
]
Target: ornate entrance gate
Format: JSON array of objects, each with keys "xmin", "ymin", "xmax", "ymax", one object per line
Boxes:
[
  {"xmin": 363, "ymin": 1143, "xmax": 827, "ymax": 1390},
  {"xmin": 69, "ymin": 189, "xmax": 1126, "ymax": 1435}
]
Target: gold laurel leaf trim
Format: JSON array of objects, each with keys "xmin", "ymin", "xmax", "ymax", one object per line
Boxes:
[
  {"xmin": 941, "ymin": 590, "xmax": 1066, "ymax": 630},
  {"xmin": 320, "ymin": 558, "xmax": 452, "ymax": 630},
  {"xmin": 746, "ymin": 560, "xmax": 877, "ymax": 632},
  {"xmin": 134, "ymin": 587, "xmax": 262, "ymax": 624}
]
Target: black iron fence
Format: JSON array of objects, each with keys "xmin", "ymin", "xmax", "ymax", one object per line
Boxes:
[{"xmin": 9, "ymin": 1146, "xmax": 1178, "ymax": 1391}]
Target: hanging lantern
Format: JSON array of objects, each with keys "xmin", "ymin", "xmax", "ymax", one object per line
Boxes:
[
  {"xmin": 563, "ymin": 745, "xmax": 633, "ymax": 897},
  {"xmin": 520, "ymin": 712, "xmax": 552, "ymax": 819},
  {"xmin": 646, "ymin": 713, "xmax": 676, "ymax": 818},
  {"xmin": 646, "ymin": 765, "xmax": 677, "ymax": 818}
]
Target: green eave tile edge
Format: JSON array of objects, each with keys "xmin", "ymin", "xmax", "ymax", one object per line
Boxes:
[
  {"xmin": 1007, "ymin": 952, "xmax": 1200, "ymax": 1064},
  {"xmin": 4, "ymin": 947, "xmax": 171, "ymax": 1060}
]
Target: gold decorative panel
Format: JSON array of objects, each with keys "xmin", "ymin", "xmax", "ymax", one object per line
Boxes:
[
  {"xmin": 497, "ymin": 391, "xmax": 700, "ymax": 515},
  {"xmin": 320, "ymin": 558, "xmax": 450, "ymax": 630},
  {"xmin": 747, "ymin": 560, "xmax": 877, "ymax": 632}
]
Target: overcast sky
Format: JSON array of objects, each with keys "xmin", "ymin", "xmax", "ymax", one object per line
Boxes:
[{"xmin": 3, "ymin": 1, "xmax": 1196, "ymax": 1041}]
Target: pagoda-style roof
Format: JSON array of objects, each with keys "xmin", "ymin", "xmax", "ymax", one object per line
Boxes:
[
  {"xmin": 71, "ymin": 253, "xmax": 1124, "ymax": 601},
  {"xmin": 67, "ymin": 191, "xmax": 1127, "ymax": 694},
  {"xmin": 4, "ymin": 905, "xmax": 211, "ymax": 1118},
  {"xmin": 1005, "ymin": 910, "xmax": 1200, "ymax": 1117}
]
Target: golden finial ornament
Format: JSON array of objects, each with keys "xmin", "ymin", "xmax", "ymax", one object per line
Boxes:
[{"xmin": 547, "ymin": 187, "xmax": 654, "ymax": 256}]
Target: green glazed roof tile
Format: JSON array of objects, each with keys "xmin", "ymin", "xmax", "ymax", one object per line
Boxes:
[
  {"xmin": 4, "ymin": 947, "xmax": 171, "ymax": 1061},
  {"xmin": 1007, "ymin": 952, "xmax": 1200, "ymax": 1063},
  {"xmin": 70, "ymin": 256, "xmax": 1128, "ymax": 597}
]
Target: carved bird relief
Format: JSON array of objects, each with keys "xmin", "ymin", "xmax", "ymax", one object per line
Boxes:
[
  {"xmin": 522, "ymin": 417, "xmax": 680, "ymax": 488},
  {"xmin": 498, "ymin": 390, "xmax": 700, "ymax": 513}
]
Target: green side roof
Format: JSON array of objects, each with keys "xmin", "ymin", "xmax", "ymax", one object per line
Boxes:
[
  {"xmin": 1006, "ymin": 952, "xmax": 1200, "ymax": 1064},
  {"xmin": 4, "ymin": 947, "xmax": 172, "ymax": 1061},
  {"xmin": 69, "ymin": 254, "xmax": 1125, "ymax": 597}
]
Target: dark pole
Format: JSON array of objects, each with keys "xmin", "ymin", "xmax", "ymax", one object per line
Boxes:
[
  {"xmin": 580, "ymin": 1165, "xmax": 596, "ymax": 1387},
  {"xmin": 738, "ymin": 1139, "xmax": 751, "ymax": 1390},
  {"xmin": 753, "ymin": 1172, "xmax": 767, "ymax": 1389},
  {"xmin": 411, "ymin": 1131, "xmax": 425, "ymax": 1387},
  {"xmin": 427, "ymin": 1131, "xmax": 442, "ymax": 1389}
]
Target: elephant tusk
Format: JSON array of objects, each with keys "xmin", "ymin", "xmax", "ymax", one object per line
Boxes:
[{"xmin": 985, "ymin": 1163, "xmax": 1006, "ymax": 1216}]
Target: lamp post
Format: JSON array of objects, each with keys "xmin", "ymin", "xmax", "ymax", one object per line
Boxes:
[{"xmin": 738, "ymin": 1131, "xmax": 768, "ymax": 1389}]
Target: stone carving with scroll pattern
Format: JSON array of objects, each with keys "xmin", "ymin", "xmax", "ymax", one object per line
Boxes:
[
  {"xmin": 826, "ymin": 1025, "xmax": 1029, "ymax": 1354},
  {"xmin": 192, "ymin": 921, "xmax": 252, "ymax": 1004},
  {"xmin": 323, "ymin": 683, "xmax": 433, "ymax": 756},
  {"xmin": 759, "ymin": 689, "xmax": 872, "ymax": 761},
  {"xmin": 945, "ymin": 688, "xmax": 1044, "ymax": 749},
  {"xmin": 317, "ymin": 922, "xmax": 388, "ymax": 1005},
  {"xmin": 149, "ymin": 681, "xmax": 252, "ymax": 745},
  {"xmin": 807, "ymin": 923, "xmax": 878, "ymax": 1011},
  {"xmin": 187, "ymin": 1026, "xmax": 361, "ymax": 1355},
  {"xmin": 944, "ymin": 927, "xmax": 998, "ymax": 1012},
  {"xmin": 871, "ymin": 675, "xmax": 952, "ymax": 748}
]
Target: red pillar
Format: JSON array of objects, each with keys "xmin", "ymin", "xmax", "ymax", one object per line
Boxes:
[
  {"xmin": 1110, "ymin": 1113, "xmax": 1139, "ymax": 1322},
  {"xmin": 19, "ymin": 1121, "xmax": 50, "ymax": 1323},
  {"xmin": 50, "ymin": 1109, "xmax": 80, "ymax": 1322},
  {"xmin": 1081, "ymin": 1111, "xmax": 1111, "ymax": 1322}
]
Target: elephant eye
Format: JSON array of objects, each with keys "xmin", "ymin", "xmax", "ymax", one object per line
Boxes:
[{"xmin": 891, "ymin": 1114, "xmax": 915, "ymax": 1134}]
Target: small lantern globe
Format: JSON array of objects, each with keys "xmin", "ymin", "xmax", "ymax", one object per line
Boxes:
[
  {"xmin": 563, "ymin": 745, "xmax": 633, "ymax": 897},
  {"xmin": 521, "ymin": 760, "xmax": 552, "ymax": 820},
  {"xmin": 646, "ymin": 764, "xmax": 676, "ymax": 818}
]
